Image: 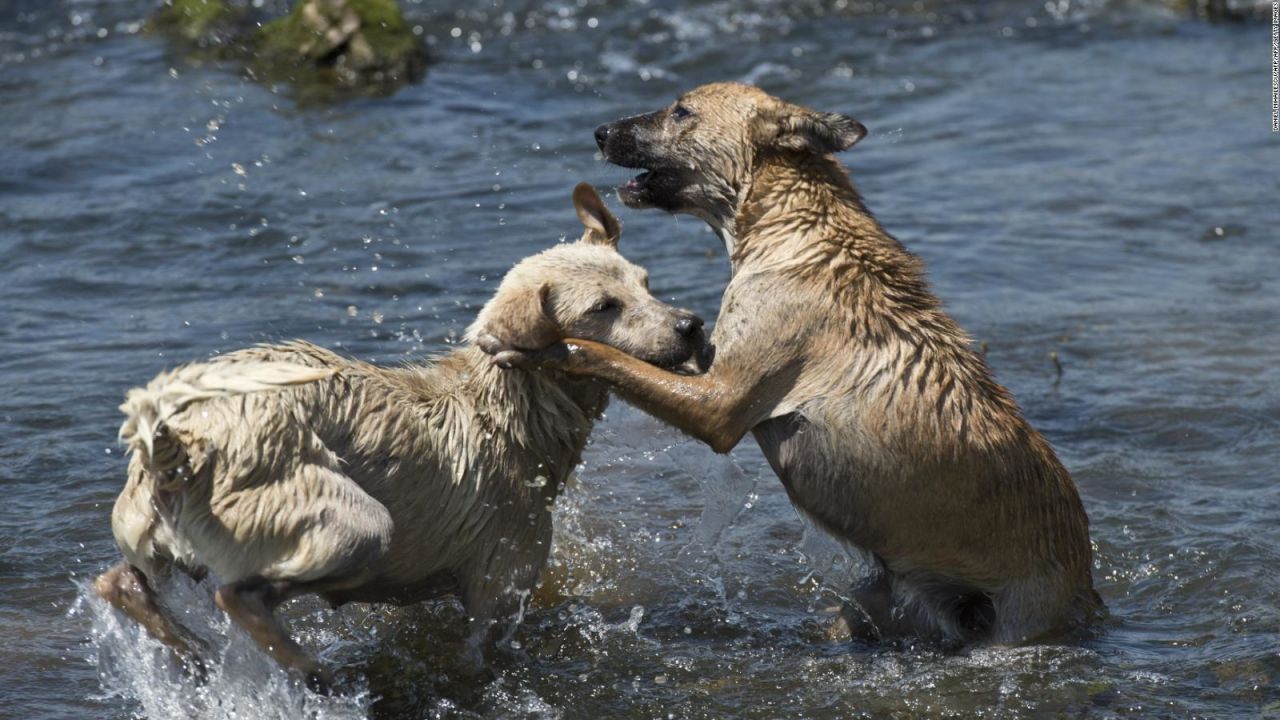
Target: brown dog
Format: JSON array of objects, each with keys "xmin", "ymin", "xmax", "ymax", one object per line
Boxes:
[
  {"xmin": 94, "ymin": 184, "xmax": 705, "ymax": 686},
  {"xmin": 493, "ymin": 84, "xmax": 1101, "ymax": 645}
]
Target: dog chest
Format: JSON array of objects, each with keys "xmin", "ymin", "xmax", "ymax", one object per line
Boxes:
[{"xmin": 752, "ymin": 411, "xmax": 883, "ymax": 550}]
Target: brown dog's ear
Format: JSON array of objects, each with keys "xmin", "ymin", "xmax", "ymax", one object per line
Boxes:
[
  {"xmin": 573, "ymin": 182, "xmax": 621, "ymax": 248},
  {"xmin": 470, "ymin": 281, "xmax": 560, "ymax": 354},
  {"xmin": 756, "ymin": 104, "xmax": 866, "ymax": 155}
]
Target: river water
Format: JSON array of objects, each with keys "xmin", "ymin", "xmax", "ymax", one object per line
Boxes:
[{"xmin": 2, "ymin": 0, "xmax": 1278, "ymax": 717}]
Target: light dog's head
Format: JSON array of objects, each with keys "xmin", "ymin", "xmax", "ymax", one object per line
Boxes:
[
  {"xmin": 594, "ymin": 82, "xmax": 866, "ymax": 229},
  {"xmin": 469, "ymin": 183, "xmax": 704, "ymax": 369}
]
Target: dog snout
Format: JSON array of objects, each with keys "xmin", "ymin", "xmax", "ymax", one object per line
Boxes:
[
  {"xmin": 675, "ymin": 314, "xmax": 704, "ymax": 338},
  {"xmin": 594, "ymin": 123, "xmax": 612, "ymax": 151},
  {"xmin": 596, "ymin": 111, "xmax": 664, "ymax": 164}
]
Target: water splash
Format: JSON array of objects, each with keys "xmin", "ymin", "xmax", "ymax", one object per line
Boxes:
[
  {"xmin": 72, "ymin": 575, "xmax": 371, "ymax": 720},
  {"xmin": 685, "ymin": 451, "xmax": 756, "ymax": 551}
]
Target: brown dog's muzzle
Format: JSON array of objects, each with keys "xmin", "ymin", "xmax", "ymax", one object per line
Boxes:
[
  {"xmin": 595, "ymin": 111, "xmax": 691, "ymax": 211},
  {"xmin": 593, "ymin": 123, "xmax": 612, "ymax": 151},
  {"xmin": 594, "ymin": 111, "xmax": 664, "ymax": 168}
]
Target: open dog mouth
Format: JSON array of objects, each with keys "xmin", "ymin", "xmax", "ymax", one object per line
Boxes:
[
  {"xmin": 621, "ymin": 170, "xmax": 651, "ymax": 193},
  {"xmin": 596, "ymin": 129, "xmax": 676, "ymax": 208},
  {"xmin": 597, "ymin": 132, "xmax": 687, "ymax": 210},
  {"xmin": 617, "ymin": 170, "xmax": 654, "ymax": 206},
  {"xmin": 617, "ymin": 167, "xmax": 685, "ymax": 209}
]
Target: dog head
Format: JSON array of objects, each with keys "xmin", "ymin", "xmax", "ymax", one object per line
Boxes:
[
  {"xmin": 595, "ymin": 82, "xmax": 865, "ymax": 230},
  {"xmin": 469, "ymin": 183, "xmax": 705, "ymax": 369}
]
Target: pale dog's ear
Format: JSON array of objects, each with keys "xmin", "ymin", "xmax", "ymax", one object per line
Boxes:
[
  {"xmin": 470, "ymin": 281, "xmax": 560, "ymax": 354},
  {"xmin": 573, "ymin": 182, "xmax": 621, "ymax": 248},
  {"xmin": 755, "ymin": 102, "xmax": 866, "ymax": 155}
]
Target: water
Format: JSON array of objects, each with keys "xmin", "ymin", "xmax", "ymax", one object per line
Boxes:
[{"xmin": 2, "ymin": 0, "xmax": 1277, "ymax": 717}]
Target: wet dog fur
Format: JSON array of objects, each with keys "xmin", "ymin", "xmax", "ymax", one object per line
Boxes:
[
  {"xmin": 500, "ymin": 83, "xmax": 1101, "ymax": 645},
  {"xmin": 94, "ymin": 184, "xmax": 705, "ymax": 686}
]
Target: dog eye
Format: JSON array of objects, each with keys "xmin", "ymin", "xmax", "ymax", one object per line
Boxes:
[
  {"xmin": 671, "ymin": 105, "xmax": 694, "ymax": 121},
  {"xmin": 590, "ymin": 298, "xmax": 621, "ymax": 313}
]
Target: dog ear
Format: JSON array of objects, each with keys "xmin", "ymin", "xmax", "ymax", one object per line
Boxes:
[
  {"xmin": 470, "ymin": 282, "xmax": 560, "ymax": 354},
  {"xmin": 757, "ymin": 105, "xmax": 866, "ymax": 155},
  {"xmin": 573, "ymin": 182, "xmax": 621, "ymax": 248}
]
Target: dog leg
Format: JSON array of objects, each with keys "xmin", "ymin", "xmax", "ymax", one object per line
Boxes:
[
  {"xmin": 213, "ymin": 577, "xmax": 332, "ymax": 690},
  {"xmin": 94, "ymin": 561, "xmax": 207, "ymax": 663},
  {"xmin": 878, "ymin": 573, "xmax": 997, "ymax": 645},
  {"xmin": 988, "ymin": 576, "xmax": 1070, "ymax": 645},
  {"xmin": 499, "ymin": 338, "xmax": 800, "ymax": 455},
  {"xmin": 825, "ymin": 567, "xmax": 902, "ymax": 642},
  {"xmin": 459, "ymin": 581, "xmax": 508, "ymax": 663}
]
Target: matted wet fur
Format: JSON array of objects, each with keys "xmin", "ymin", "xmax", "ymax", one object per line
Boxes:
[
  {"xmin": 498, "ymin": 83, "xmax": 1101, "ymax": 645},
  {"xmin": 94, "ymin": 184, "xmax": 705, "ymax": 686}
]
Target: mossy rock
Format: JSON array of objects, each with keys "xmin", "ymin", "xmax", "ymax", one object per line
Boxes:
[
  {"xmin": 146, "ymin": 0, "xmax": 428, "ymax": 101},
  {"xmin": 252, "ymin": 0, "xmax": 427, "ymax": 94},
  {"xmin": 147, "ymin": 0, "xmax": 248, "ymax": 46}
]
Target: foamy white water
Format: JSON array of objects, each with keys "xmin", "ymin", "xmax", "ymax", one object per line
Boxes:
[{"xmin": 75, "ymin": 575, "xmax": 371, "ymax": 720}]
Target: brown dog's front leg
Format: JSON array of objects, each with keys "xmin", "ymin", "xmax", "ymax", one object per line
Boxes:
[{"xmin": 506, "ymin": 339, "xmax": 791, "ymax": 454}]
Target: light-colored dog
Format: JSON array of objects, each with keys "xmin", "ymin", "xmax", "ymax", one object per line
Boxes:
[
  {"xmin": 496, "ymin": 84, "xmax": 1101, "ymax": 645},
  {"xmin": 94, "ymin": 184, "xmax": 705, "ymax": 685}
]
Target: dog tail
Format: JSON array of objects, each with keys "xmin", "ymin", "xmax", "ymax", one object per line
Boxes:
[{"xmin": 118, "ymin": 360, "xmax": 334, "ymax": 472}]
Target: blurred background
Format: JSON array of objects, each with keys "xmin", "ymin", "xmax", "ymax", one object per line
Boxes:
[{"xmin": 1, "ymin": 0, "xmax": 1277, "ymax": 717}]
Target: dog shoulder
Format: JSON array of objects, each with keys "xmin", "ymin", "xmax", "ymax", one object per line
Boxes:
[{"xmin": 713, "ymin": 268, "xmax": 825, "ymax": 354}]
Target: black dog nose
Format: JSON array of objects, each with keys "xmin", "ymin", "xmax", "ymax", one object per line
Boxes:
[
  {"xmin": 594, "ymin": 123, "xmax": 611, "ymax": 151},
  {"xmin": 675, "ymin": 314, "xmax": 704, "ymax": 338}
]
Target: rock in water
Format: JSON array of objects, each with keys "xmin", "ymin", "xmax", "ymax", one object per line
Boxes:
[
  {"xmin": 147, "ymin": 0, "xmax": 428, "ymax": 100},
  {"xmin": 148, "ymin": 0, "xmax": 248, "ymax": 48},
  {"xmin": 254, "ymin": 0, "xmax": 427, "ymax": 93}
]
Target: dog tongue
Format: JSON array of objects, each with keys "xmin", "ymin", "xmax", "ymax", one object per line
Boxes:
[{"xmin": 624, "ymin": 171, "xmax": 650, "ymax": 189}]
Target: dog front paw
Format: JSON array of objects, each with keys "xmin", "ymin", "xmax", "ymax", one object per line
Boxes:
[
  {"xmin": 475, "ymin": 333, "xmax": 508, "ymax": 356},
  {"xmin": 490, "ymin": 349, "xmax": 535, "ymax": 369},
  {"xmin": 489, "ymin": 343, "xmax": 581, "ymax": 372}
]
